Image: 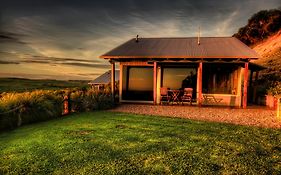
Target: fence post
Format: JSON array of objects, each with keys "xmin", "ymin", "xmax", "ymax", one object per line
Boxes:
[
  {"xmin": 17, "ymin": 113, "xmax": 22, "ymax": 127},
  {"xmin": 277, "ymin": 97, "xmax": 281, "ymax": 120},
  {"xmin": 63, "ymin": 95, "xmax": 69, "ymax": 115}
]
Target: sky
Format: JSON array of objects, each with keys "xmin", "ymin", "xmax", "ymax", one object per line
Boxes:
[{"xmin": 0, "ymin": 0, "xmax": 280, "ymax": 80}]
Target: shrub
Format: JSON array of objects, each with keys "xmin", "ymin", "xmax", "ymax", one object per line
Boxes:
[
  {"xmin": 0, "ymin": 90, "xmax": 63, "ymax": 131},
  {"xmin": 0, "ymin": 88, "xmax": 115, "ymax": 131},
  {"xmin": 267, "ymin": 81, "xmax": 281, "ymax": 96},
  {"xmin": 70, "ymin": 89, "xmax": 114, "ymax": 112},
  {"xmin": 70, "ymin": 90, "xmax": 85, "ymax": 112},
  {"xmin": 84, "ymin": 90, "xmax": 114, "ymax": 110}
]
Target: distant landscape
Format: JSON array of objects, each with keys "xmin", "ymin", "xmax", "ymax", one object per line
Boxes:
[{"xmin": 0, "ymin": 78, "xmax": 89, "ymax": 93}]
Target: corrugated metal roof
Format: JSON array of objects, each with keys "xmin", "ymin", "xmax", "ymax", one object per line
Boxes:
[
  {"xmin": 88, "ymin": 70, "xmax": 119, "ymax": 85},
  {"xmin": 100, "ymin": 37, "xmax": 259, "ymax": 59}
]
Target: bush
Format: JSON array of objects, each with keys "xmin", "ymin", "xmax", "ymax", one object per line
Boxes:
[
  {"xmin": 267, "ymin": 81, "xmax": 281, "ymax": 96},
  {"xmin": 0, "ymin": 90, "xmax": 63, "ymax": 131},
  {"xmin": 70, "ymin": 90, "xmax": 85, "ymax": 112},
  {"xmin": 0, "ymin": 88, "xmax": 115, "ymax": 131},
  {"xmin": 70, "ymin": 89, "xmax": 114, "ymax": 112},
  {"xmin": 85, "ymin": 90, "xmax": 114, "ymax": 110},
  {"xmin": 233, "ymin": 9, "xmax": 281, "ymax": 46}
]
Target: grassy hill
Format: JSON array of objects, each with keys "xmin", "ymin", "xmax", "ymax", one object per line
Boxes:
[
  {"xmin": 234, "ymin": 8, "xmax": 281, "ymax": 84},
  {"xmin": 252, "ymin": 30, "xmax": 281, "ymax": 79},
  {"xmin": 0, "ymin": 78, "xmax": 89, "ymax": 93}
]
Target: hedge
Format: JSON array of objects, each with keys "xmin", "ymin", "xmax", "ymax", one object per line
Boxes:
[{"xmin": 0, "ymin": 89, "xmax": 115, "ymax": 131}]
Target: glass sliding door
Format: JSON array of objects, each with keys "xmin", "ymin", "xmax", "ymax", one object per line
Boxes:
[
  {"xmin": 162, "ymin": 67, "xmax": 197, "ymax": 98},
  {"xmin": 123, "ymin": 67, "xmax": 153, "ymax": 101}
]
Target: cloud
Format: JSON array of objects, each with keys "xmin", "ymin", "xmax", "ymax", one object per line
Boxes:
[
  {"xmin": 0, "ymin": 72, "xmax": 93, "ymax": 80},
  {"xmin": 0, "ymin": 51, "xmax": 109, "ymax": 70},
  {"xmin": 0, "ymin": 31, "xmax": 27, "ymax": 44},
  {"xmin": 0, "ymin": 60, "xmax": 20, "ymax": 64},
  {"xmin": 76, "ymin": 73, "xmax": 102, "ymax": 76},
  {"xmin": 61, "ymin": 62, "xmax": 110, "ymax": 69},
  {"xmin": 1, "ymin": 0, "xmax": 280, "ymax": 80}
]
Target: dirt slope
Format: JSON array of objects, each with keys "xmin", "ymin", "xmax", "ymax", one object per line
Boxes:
[{"xmin": 252, "ymin": 30, "xmax": 281, "ymax": 76}]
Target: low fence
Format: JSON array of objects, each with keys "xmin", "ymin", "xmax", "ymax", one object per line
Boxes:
[
  {"xmin": 0, "ymin": 90, "xmax": 115, "ymax": 131},
  {"xmin": 277, "ymin": 98, "xmax": 281, "ymax": 120}
]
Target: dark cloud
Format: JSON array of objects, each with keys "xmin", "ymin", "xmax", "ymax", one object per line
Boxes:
[
  {"xmin": 61, "ymin": 62, "xmax": 110, "ymax": 69},
  {"xmin": 76, "ymin": 73, "xmax": 102, "ymax": 76},
  {"xmin": 30, "ymin": 55, "xmax": 103, "ymax": 64},
  {"xmin": 0, "ymin": 60, "xmax": 19, "ymax": 64},
  {"xmin": 21, "ymin": 60, "xmax": 50, "ymax": 64},
  {"xmin": 0, "ymin": 52, "xmax": 109, "ymax": 70},
  {"xmin": 0, "ymin": 31, "xmax": 27, "ymax": 44}
]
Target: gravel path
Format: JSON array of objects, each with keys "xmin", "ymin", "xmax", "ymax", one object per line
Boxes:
[{"xmin": 110, "ymin": 104, "xmax": 281, "ymax": 129}]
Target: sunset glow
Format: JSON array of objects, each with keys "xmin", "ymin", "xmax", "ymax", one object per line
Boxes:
[{"xmin": 0, "ymin": 0, "xmax": 279, "ymax": 80}]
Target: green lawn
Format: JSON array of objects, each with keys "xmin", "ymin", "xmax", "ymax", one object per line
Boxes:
[{"xmin": 0, "ymin": 112, "xmax": 281, "ymax": 174}]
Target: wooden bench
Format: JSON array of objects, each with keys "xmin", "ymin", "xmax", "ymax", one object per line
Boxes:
[{"xmin": 203, "ymin": 95, "xmax": 223, "ymax": 104}]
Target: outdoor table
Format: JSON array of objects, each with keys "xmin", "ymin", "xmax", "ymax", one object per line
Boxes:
[{"xmin": 168, "ymin": 90, "xmax": 182, "ymax": 105}]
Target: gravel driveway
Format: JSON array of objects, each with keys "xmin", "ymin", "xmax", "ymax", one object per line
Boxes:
[{"xmin": 110, "ymin": 104, "xmax": 281, "ymax": 128}]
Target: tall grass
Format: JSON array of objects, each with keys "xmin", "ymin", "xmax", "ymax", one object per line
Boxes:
[
  {"xmin": 0, "ymin": 89, "xmax": 115, "ymax": 131},
  {"xmin": 69, "ymin": 89, "xmax": 114, "ymax": 112},
  {"xmin": 0, "ymin": 90, "xmax": 63, "ymax": 130}
]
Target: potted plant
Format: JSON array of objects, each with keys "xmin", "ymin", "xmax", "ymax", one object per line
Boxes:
[{"xmin": 266, "ymin": 82, "xmax": 281, "ymax": 109}]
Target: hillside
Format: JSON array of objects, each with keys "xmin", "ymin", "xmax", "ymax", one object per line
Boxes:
[
  {"xmin": 233, "ymin": 8, "xmax": 281, "ymax": 82},
  {"xmin": 252, "ymin": 30, "xmax": 281, "ymax": 78},
  {"xmin": 233, "ymin": 9, "xmax": 281, "ymax": 46}
]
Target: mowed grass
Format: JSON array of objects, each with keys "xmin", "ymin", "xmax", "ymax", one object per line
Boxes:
[{"xmin": 0, "ymin": 112, "xmax": 281, "ymax": 174}]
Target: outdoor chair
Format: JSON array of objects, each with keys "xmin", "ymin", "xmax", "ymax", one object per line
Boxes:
[
  {"xmin": 181, "ymin": 88, "xmax": 193, "ymax": 105},
  {"xmin": 160, "ymin": 87, "xmax": 171, "ymax": 105}
]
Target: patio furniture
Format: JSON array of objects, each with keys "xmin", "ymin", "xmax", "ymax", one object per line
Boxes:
[
  {"xmin": 181, "ymin": 88, "xmax": 193, "ymax": 105},
  {"xmin": 203, "ymin": 94, "xmax": 223, "ymax": 105},
  {"xmin": 168, "ymin": 89, "xmax": 182, "ymax": 105},
  {"xmin": 160, "ymin": 87, "xmax": 171, "ymax": 105}
]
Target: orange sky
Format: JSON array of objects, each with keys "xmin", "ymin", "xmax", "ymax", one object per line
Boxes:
[{"xmin": 0, "ymin": 0, "xmax": 280, "ymax": 80}]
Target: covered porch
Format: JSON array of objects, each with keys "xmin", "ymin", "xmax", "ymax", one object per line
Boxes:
[
  {"xmin": 100, "ymin": 37, "xmax": 262, "ymax": 108},
  {"xmin": 111, "ymin": 59, "xmax": 261, "ymax": 108}
]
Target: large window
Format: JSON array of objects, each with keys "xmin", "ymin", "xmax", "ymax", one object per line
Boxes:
[
  {"xmin": 123, "ymin": 67, "xmax": 153, "ymax": 101},
  {"xmin": 202, "ymin": 64, "xmax": 238, "ymax": 94},
  {"xmin": 162, "ymin": 68, "xmax": 196, "ymax": 89},
  {"xmin": 162, "ymin": 67, "xmax": 197, "ymax": 98}
]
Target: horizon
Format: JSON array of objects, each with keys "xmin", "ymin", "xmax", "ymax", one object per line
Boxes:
[{"xmin": 0, "ymin": 0, "xmax": 280, "ymax": 80}]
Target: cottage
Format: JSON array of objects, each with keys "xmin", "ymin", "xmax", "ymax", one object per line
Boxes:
[
  {"xmin": 88, "ymin": 70, "xmax": 119, "ymax": 90},
  {"xmin": 100, "ymin": 36, "xmax": 263, "ymax": 108}
]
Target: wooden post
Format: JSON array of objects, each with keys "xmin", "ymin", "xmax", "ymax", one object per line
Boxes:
[
  {"xmin": 243, "ymin": 62, "xmax": 249, "ymax": 109},
  {"xmin": 255, "ymin": 71, "xmax": 259, "ymax": 81},
  {"xmin": 249, "ymin": 70, "xmax": 253, "ymax": 103},
  {"xmin": 253, "ymin": 71, "xmax": 259, "ymax": 104},
  {"xmin": 153, "ymin": 62, "xmax": 157, "ymax": 105},
  {"xmin": 277, "ymin": 97, "xmax": 281, "ymax": 120},
  {"xmin": 249, "ymin": 70, "xmax": 253, "ymax": 88},
  {"xmin": 198, "ymin": 62, "xmax": 203, "ymax": 106},
  {"xmin": 111, "ymin": 61, "xmax": 115, "ymax": 101},
  {"xmin": 63, "ymin": 95, "xmax": 69, "ymax": 115},
  {"xmin": 119, "ymin": 63, "xmax": 123, "ymax": 103}
]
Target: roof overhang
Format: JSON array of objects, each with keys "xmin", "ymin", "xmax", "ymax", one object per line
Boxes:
[{"xmin": 100, "ymin": 55, "xmax": 258, "ymax": 60}]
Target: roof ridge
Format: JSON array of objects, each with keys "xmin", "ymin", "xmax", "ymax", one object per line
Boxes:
[{"xmin": 132, "ymin": 36, "xmax": 234, "ymax": 39}]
